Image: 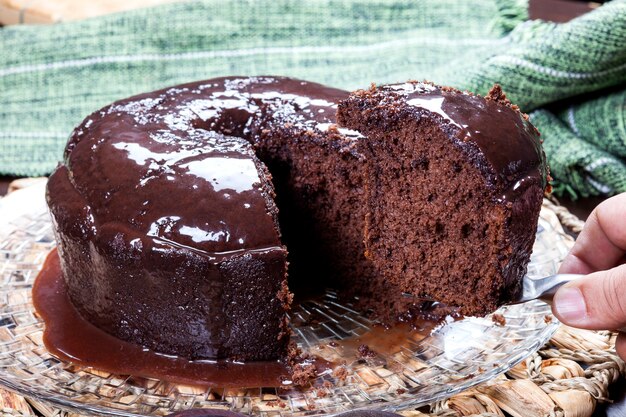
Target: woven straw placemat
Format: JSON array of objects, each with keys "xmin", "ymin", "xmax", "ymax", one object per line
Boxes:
[{"xmin": 0, "ymin": 180, "xmax": 623, "ymax": 417}]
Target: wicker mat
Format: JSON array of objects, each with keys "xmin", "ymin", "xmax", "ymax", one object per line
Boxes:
[{"xmin": 0, "ymin": 180, "xmax": 624, "ymax": 417}]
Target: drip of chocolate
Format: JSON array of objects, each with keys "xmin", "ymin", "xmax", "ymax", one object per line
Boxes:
[{"xmin": 32, "ymin": 250, "xmax": 292, "ymax": 387}]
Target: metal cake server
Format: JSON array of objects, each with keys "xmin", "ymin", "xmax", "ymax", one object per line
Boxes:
[
  {"xmin": 514, "ymin": 273, "xmax": 583, "ymax": 304},
  {"xmin": 519, "ymin": 274, "xmax": 626, "ymax": 334}
]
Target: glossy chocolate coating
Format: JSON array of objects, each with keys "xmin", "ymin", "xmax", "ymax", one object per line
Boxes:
[
  {"xmin": 381, "ymin": 82, "xmax": 547, "ymax": 199},
  {"xmin": 61, "ymin": 77, "xmax": 348, "ymax": 254},
  {"xmin": 33, "ymin": 250, "xmax": 291, "ymax": 387},
  {"xmin": 47, "ymin": 77, "xmax": 353, "ymax": 361}
]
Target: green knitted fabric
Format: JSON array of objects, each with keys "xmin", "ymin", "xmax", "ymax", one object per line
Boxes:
[
  {"xmin": 557, "ymin": 88, "xmax": 626, "ymax": 158},
  {"xmin": 531, "ymin": 109, "xmax": 626, "ymax": 198},
  {"xmin": 1, "ymin": 0, "xmax": 625, "ymax": 198}
]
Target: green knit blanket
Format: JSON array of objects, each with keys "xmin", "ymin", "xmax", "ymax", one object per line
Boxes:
[{"xmin": 1, "ymin": 0, "xmax": 625, "ymax": 198}]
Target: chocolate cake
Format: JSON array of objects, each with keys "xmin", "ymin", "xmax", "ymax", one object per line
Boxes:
[{"xmin": 46, "ymin": 76, "xmax": 548, "ymax": 362}]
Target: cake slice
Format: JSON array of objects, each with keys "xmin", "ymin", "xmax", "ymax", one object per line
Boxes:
[{"xmin": 337, "ymin": 82, "xmax": 548, "ymax": 315}]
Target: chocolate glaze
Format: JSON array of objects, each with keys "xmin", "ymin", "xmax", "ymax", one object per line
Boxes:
[
  {"xmin": 47, "ymin": 77, "xmax": 352, "ymax": 361},
  {"xmin": 61, "ymin": 76, "xmax": 348, "ymax": 254},
  {"xmin": 381, "ymin": 82, "xmax": 547, "ymax": 199},
  {"xmin": 32, "ymin": 249, "xmax": 424, "ymax": 392}
]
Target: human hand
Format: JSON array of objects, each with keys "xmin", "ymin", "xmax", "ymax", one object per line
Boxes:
[{"xmin": 552, "ymin": 192, "xmax": 626, "ymax": 360}]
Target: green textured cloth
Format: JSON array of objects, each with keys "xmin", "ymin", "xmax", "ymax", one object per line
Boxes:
[
  {"xmin": 1, "ymin": 0, "xmax": 626, "ymax": 198},
  {"xmin": 531, "ymin": 109, "xmax": 626, "ymax": 198},
  {"xmin": 557, "ymin": 89, "xmax": 626, "ymax": 158}
]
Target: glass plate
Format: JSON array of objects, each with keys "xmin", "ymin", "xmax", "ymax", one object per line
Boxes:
[{"xmin": 0, "ymin": 182, "xmax": 573, "ymax": 416}]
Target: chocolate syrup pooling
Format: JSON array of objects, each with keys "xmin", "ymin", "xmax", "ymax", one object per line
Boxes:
[
  {"xmin": 33, "ymin": 250, "xmax": 448, "ymax": 389},
  {"xmin": 33, "ymin": 249, "xmax": 291, "ymax": 388}
]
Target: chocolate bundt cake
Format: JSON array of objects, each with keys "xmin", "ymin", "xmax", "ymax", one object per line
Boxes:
[{"xmin": 46, "ymin": 76, "xmax": 548, "ymax": 362}]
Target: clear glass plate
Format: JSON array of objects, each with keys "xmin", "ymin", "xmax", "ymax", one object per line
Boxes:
[{"xmin": 0, "ymin": 182, "xmax": 573, "ymax": 416}]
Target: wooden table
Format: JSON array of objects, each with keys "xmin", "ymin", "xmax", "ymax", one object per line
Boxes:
[{"xmin": 0, "ymin": 179, "xmax": 9, "ymax": 196}]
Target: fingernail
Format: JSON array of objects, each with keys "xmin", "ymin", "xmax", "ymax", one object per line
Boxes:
[{"xmin": 554, "ymin": 287, "xmax": 588, "ymax": 323}]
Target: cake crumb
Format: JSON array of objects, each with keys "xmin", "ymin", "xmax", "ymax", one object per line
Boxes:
[
  {"xmin": 357, "ymin": 344, "xmax": 377, "ymax": 358},
  {"xmin": 485, "ymin": 84, "xmax": 534, "ymax": 125},
  {"xmin": 544, "ymin": 314, "xmax": 553, "ymax": 324},
  {"xmin": 327, "ymin": 124, "xmax": 339, "ymax": 133},
  {"xmin": 491, "ymin": 313, "xmax": 506, "ymax": 326},
  {"xmin": 277, "ymin": 315, "xmax": 291, "ymax": 341},
  {"xmin": 286, "ymin": 339, "xmax": 319, "ymax": 387},
  {"xmin": 286, "ymin": 340, "xmax": 311, "ymax": 364},
  {"xmin": 291, "ymin": 363, "xmax": 317, "ymax": 387},
  {"xmin": 333, "ymin": 366, "xmax": 348, "ymax": 381},
  {"xmin": 315, "ymin": 388, "xmax": 328, "ymax": 398},
  {"xmin": 277, "ymin": 280, "xmax": 294, "ymax": 309},
  {"xmin": 266, "ymin": 400, "xmax": 287, "ymax": 408},
  {"xmin": 485, "ymin": 84, "xmax": 511, "ymax": 107}
]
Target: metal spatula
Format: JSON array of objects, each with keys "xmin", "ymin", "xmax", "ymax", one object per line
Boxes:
[
  {"xmin": 403, "ymin": 274, "xmax": 583, "ymax": 306},
  {"xmin": 513, "ymin": 273, "xmax": 583, "ymax": 304}
]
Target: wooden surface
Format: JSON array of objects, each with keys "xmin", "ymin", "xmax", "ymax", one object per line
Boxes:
[
  {"xmin": 0, "ymin": 0, "xmax": 181, "ymax": 25},
  {"xmin": 0, "ymin": 0, "xmax": 601, "ymax": 25},
  {"xmin": 529, "ymin": 0, "xmax": 601, "ymax": 21}
]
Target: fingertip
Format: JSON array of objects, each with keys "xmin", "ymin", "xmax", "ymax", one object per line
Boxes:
[
  {"xmin": 552, "ymin": 285, "xmax": 589, "ymax": 326},
  {"xmin": 561, "ymin": 193, "xmax": 626, "ymax": 274},
  {"xmin": 558, "ymin": 266, "xmax": 626, "ymax": 331}
]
